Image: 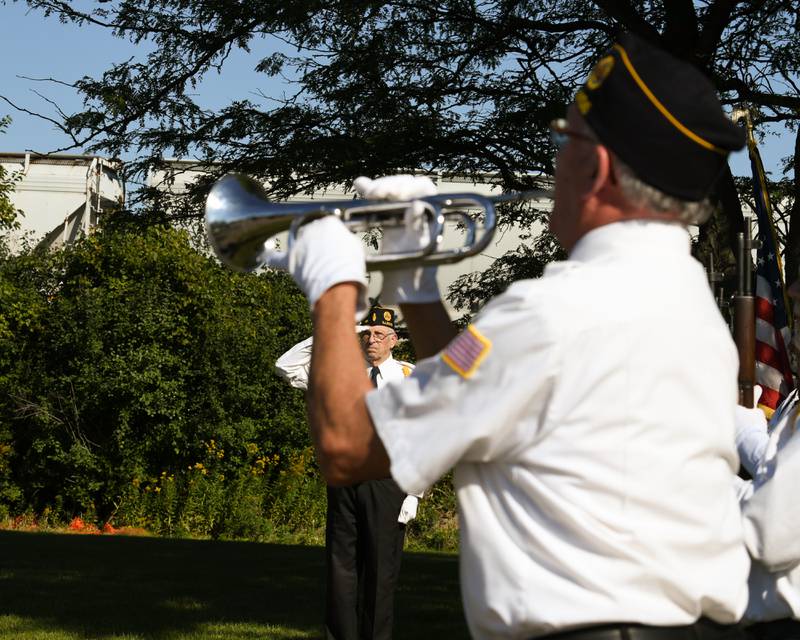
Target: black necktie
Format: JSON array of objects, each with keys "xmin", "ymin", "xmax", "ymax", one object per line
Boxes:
[{"xmin": 370, "ymin": 366, "xmax": 380, "ymax": 388}]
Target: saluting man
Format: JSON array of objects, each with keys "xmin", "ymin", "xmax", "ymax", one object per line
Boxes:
[
  {"xmin": 270, "ymin": 33, "xmax": 750, "ymax": 640},
  {"xmin": 275, "ymin": 306, "xmax": 416, "ymax": 640}
]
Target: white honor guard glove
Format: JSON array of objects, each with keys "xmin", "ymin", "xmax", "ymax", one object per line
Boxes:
[
  {"xmin": 735, "ymin": 385, "xmax": 768, "ymax": 477},
  {"xmin": 263, "ymin": 216, "xmax": 369, "ymax": 322},
  {"xmin": 353, "ymin": 175, "xmax": 442, "ymax": 305},
  {"xmin": 397, "ymin": 495, "xmax": 419, "ymax": 524}
]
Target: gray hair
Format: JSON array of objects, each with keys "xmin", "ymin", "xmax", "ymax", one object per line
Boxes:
[{"xmin": 613, "ymin": 157, "xmax": 714, "ymax": 225}]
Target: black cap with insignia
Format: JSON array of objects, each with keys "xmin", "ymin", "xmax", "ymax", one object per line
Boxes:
[
  {"xmin": 362, "ymin": 306, "xmax": 396, "ymax": 330},
  {"xmin": 574, "ymin": 32, "xmax": 745, "ymax": 202}
]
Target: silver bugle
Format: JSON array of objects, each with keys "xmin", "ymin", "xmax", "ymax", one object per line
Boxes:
[{"xmin": 204, "ymin": 173, "xmax": 549, "ymax": 272}]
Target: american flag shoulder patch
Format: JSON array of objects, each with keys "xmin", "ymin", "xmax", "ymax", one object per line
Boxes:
[{"xmin": 441, "ymin": 324, "xmax": 492, "ymax": 379}]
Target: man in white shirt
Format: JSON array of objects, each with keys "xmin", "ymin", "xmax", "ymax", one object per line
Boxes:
[
  {"xmin": 734, "ymin": 272, "xmax": 800, "ymax": 639},
  {"xmin": 275, "ymin": 306, "xmax": 415, "ymax": 640},
  {"xmin": 269, "ymin": 32, "xmax": 750, "ymax": 639}
]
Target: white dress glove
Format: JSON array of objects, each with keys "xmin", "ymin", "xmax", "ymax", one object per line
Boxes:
[
  {"xmin": 353, "ymin": 175, "xmax": 442, "ymax": 305},
  {"xmin": 263, "ymin": 216, "xmax": 369, "ymax": 321},
  {"xmin": 735, "ymin": 385, "xmax": 768, "ymax": 477},
  {"xmin": 397, "ymin": 495, "xmax": 419, "ymax": 524}
]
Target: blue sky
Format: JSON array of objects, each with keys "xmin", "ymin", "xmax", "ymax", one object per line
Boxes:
[
  {"xmin": 0, "ymin": 1, "xmax": 794, "ymax": 180},
  {"xmin": 0, "ymin": 1, "xmax": 293, "ymax": 157}
]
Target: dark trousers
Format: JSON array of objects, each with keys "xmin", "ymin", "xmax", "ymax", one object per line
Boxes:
[
  {"xmin": 745, "ymin": 619, "xmax": 800, "ymax": 640},
  {"xmin": 536, "ymin": 619, "xmax": 746, "ymax": 640},
  {"xmin": 324, "ymin": 478, "xmax": 407, "ymax": 640}
]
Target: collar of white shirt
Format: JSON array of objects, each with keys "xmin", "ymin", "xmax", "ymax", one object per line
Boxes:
[
  {"xmin": 367, "ymin": 355, "xmax": 397, "ymax": 378},
  {"xmin": 569, "ymin": 220, "xmax": 690, "ymax": 263}
]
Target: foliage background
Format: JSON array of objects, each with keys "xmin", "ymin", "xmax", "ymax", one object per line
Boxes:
[
  {"xmin": 0, "ymin": 117, "xmax": 23, "ymax": 235},
  {"xmin": 0, "ymin": 217, "xmax": 458, "ymax": 550},
  {"xmin": 5, "ymin": 0, "xmax": 798, "ymax": 300}
]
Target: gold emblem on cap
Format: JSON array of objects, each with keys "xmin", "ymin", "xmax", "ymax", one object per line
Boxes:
[
  {"xmin": 586, "ymin": 55, "xmax": 615, "ymax": 90},
  {"xmin": 575, "ymin": 90, "xmax": 591, "ymax": 115},
  {"xmin": 371, "ymin": 312, "xmax": 377, "ymax": 321},
  {"xmin": 383, "ymin": 311, "xmax": 391, "ymax": 322}
]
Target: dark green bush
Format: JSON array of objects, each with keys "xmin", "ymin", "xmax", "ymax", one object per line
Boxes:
[{"xmin": 0, "ymin": 218, "xmax": 311, "ymax": 524}]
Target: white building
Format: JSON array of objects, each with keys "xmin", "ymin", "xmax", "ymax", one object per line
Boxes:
[{"xmin": 0, "ymin": 153, "xmax": 124, "ymax": 251}]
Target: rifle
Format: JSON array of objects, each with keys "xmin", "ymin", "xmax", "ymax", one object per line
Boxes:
[{"xmin": 733, "ymin": 223, "xmax": 756, "ymax": 407}]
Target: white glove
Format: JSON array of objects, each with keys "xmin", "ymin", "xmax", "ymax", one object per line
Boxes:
[
  {"xmin": 735, "ymin": 385, "xmax": 768, "ymax": 477},
  {"xmin": 397, "ymin": 495, "xmax": 419, "ymax": 524},
  {"xmin": 353, "ymin": 174, "xmax": 437, "ymax": 201},
  {"xmin": 263, "ymin": 216, "xmax": 368, "ymax": 321},
  {"xmin": 354, "ymin": 175, "xmax": 442, "ymax": 305}
]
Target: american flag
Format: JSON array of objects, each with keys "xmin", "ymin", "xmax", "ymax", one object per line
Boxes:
[
  {"xmin": 442, "ymin": 325, "xmax": 492, "ymax": 379},
  {"xmin": 747, "ymin": 134, "xmax": 795, "ymax": 417}
]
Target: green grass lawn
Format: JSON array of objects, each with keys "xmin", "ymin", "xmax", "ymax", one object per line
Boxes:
[{"xmin": 0, "ymin": 531, "xmax": 470, "ymax": 640}]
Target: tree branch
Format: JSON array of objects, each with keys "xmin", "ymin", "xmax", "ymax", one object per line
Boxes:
[
  {"xmin": 697, "ymin": 0, "xmax": 746, "ymax": 62},
  {"xmin": 717, "ymin": 77, "xmax": 800, "ymax": 110},
  {"xmin": 591, "ymin": 0, "xmax": 660, "ymax": 41}
]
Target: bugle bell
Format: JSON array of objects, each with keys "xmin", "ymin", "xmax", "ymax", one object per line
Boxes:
[{"xmin": 204, "ymin": 173, "xmax": 547, "ymax": 272}]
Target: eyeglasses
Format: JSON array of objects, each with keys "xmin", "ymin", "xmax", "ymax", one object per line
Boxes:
[
  {"xmin": 360, "ymin": 330, "xmax": 395, "ymax": 343},
  {"xmin": 549, "ymin": 118, "xmax": 597, "ymax": 151}
]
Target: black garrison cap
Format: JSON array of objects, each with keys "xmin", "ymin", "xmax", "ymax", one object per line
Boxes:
[
  {"xmin": 362, "ymin": 306, "xmax": 396, "ymax": 330},
  {"xmin": 574, "ymin": 32, "xmax": 745, "ymax": 202}
]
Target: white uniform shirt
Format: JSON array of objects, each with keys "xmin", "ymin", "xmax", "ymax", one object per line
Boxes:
[
  {"xmin": 368, "ymin": 356, "xmax": 413, "ymax": 387},
  {"xmin": 366, "ymin": 221, "xmax": 749, "ymax": 639},
  {"xmin": 274, "ymin": 335, "xmax": 315, "ymax": 391},
  {"xmin": 737, "ymin": 390, "xmax": 800, "ymax": 622}
]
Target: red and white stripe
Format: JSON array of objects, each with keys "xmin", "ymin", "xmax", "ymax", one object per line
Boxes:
[{"xmin": 755, "ymin": 274, "xmax": 794, "ymax": 413}]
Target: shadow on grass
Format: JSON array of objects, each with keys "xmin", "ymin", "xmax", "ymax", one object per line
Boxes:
[{"xmin": 0, "ymin": 530, "xmax": 469, "ymax": 639}]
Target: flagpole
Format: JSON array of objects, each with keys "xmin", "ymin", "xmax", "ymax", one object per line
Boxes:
[
  {"xmin": 733, "ymin": 107, "xmax": 792, "ymax": 330},
  {"xmin": 732, "ymin": 106, "xmax": 796, "ymax": 415}
]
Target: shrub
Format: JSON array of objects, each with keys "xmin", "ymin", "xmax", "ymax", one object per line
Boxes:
[{"xmin": 0, "ymin": 217, "xmax": 315, "ymax": 532}]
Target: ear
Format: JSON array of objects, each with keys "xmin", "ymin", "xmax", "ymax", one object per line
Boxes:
[{"xmin": 587, "ymin": 144, "xmax": 613, "ymax": 196}]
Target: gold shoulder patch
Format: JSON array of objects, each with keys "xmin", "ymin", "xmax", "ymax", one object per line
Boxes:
[
  {"xmin": 441, "ymin": 325, "xmax": 492, "ymax": 379},
  {"xmin": 402, "ymin": 366, "xmax": 412, "ymax": 377}
]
